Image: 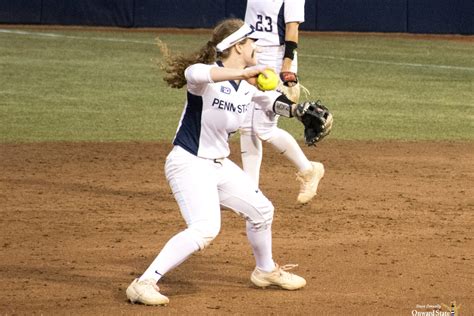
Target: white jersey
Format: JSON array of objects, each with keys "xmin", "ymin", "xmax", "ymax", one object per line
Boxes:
[
  {"xmin": 173, "ymin": 62, "xmax": 280, "ymax": 159},
  {"xmin": 245, "ymin": 0, "xmax": 305, "ymax": 47}
]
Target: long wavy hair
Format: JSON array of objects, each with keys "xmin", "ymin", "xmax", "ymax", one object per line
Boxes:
[{"xmin": 157, "ymin": 18, "xmax": 245, "ymax": 89}]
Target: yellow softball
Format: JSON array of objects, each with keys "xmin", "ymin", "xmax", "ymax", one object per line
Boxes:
[{"xmin": 257, "ymin": 69, "xmax": 279, "ymax": 91}]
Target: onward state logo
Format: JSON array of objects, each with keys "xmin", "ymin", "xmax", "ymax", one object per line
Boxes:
[
  {"xmin": 412, "ymin": 301, "xmax": 462, "ymax": 316},
  {"xmin": 411, "ymin": 310, "xmax": 449, "ymax": 316}
]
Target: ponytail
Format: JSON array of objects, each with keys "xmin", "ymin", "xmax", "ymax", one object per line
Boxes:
[{"xmin": 157, "ymin": 18, "xmax": 244, "ymax": 89}]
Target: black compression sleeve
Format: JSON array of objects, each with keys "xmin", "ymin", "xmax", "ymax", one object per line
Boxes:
[{"xmin": 284, "ymin": 41, "xmax": 298, "ymax": 60}]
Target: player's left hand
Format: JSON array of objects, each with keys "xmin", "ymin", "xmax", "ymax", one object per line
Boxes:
[
  {"xmin": 280, "ymin": 71, "xmax": 298, "ymax": 87},
  {"xmin": 293, "ymin": 100, "xmax": 333, "ymax": 146}
]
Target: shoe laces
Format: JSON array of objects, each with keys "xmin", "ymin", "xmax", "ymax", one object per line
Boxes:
[
  {"xmin": 279, "ymin": 264, "xmax": 299, "ymax": 271},
  {"xmin": 277, "ymin": 264, "xmax": 299, "ymax": 277}
]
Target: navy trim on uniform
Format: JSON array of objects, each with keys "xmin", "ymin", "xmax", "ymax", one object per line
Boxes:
[
  {"xmin": 277, "ymin": 3, "xmax": 285, "ymax": 45},
  {"xmin": 173, "ymin": 91, "xmax": 203, "ymax": 156},
  {"xmin": 216, "ymin": 60, "xmax": 241, "ymax": 91},
  {"xmin": 229, "ymin": 79, "xmax": 240, "ymax": 91}
]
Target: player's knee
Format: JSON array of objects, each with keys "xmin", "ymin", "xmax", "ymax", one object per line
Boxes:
[
  {"xmin": 257, "ymin": 124, "xmax": 288, "ymax": 143},
  {"xmin": 248, "ymin": 203, "xmax": 274, "ymax": 231},
  {"xmin": 255, "ymin": 125, "xmax": 278, "ymax": 142},
  {"xmin": 240, "ymin": 125, "xmax": 254, "ymax": 136},
  {"xmin": 187, "ymin": 222, "xmax": 220, "ymax": 250}
]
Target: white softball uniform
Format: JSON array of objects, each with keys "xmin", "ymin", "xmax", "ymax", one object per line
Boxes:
[
  {"xmin": 166, "ymin": 62, "xmax": 281, "ymax": 249},
  {"xmin": 245, "ymin": 0, "xmax": 305, "ymax": 47},
  {"xmin": 242, "ymin": 0, "xmax": 305, "ymax": 136}
]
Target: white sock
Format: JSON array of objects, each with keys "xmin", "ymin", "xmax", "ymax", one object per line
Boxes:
[
  {"xmin": 240, "ymin": 133, "xmax": 263, "ymax": 186},
  {"xmin": 266, "ymin": 128, "xmax": 312, "ymax": 172},
  {"xmin": 139, "ymin": 229, "xmax": 200, "ymax": 282},
  {"xmin": 246, "ymin": 222, "xmax": 275, "ymax": 272}
]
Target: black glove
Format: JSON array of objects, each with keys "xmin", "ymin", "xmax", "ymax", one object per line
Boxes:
[{"xmin": 294, "ymin": 101, "xmax": 333, "ymax": 146}]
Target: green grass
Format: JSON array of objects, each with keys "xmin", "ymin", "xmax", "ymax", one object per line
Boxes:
[{"xmin": 0, "ymin": 28, "xmax": 472, "ymax": 142}]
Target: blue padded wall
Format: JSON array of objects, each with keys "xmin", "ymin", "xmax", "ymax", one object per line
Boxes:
[
  {"xmin": 317, "ymin": 0, "xmax": 408, "ymax": 32},
  {"xmin": 225, "ymin": 0, "xmax": 247, "ymax": 19},
  {"xmin": 0, "ymin": 0, "xmax": 42, "ymax": 24},
  {"xmin": 0, "ymin": 0, "xmax": 472, "ymax": 34},
  {"xmin": 41, "ymin": 0, "xmax": 134, "ymax": 27},
  {"xmin": 301, "ymin": 0, "xmax": 317, "ymax": 31},
  {"xmin": 134, "ymin": 0, "xmax": 226, "ymax": 28},
  {"xmin": 408, "ymin": 0, "xmax": 473, "ymax": 34}
]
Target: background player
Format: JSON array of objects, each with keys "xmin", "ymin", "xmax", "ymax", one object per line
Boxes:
[
  {"xmin": 241, "ymin": 0, "xmax": 325, "ymax": 204},
  {"xmin": 126, "ymin": 19, "xmax": 309, "ymax": 306}
]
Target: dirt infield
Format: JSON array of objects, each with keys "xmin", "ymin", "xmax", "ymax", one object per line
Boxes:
[{"xmin": 0, "ymin": 141, "xmax": 472, "ymax": 315}]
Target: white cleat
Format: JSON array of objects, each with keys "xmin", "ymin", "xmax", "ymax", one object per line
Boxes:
[
  {"xmin": 126, "ymin": 278, "xmax": 169, "ymax": 306},
  {"xmin": 250, "ymin": 264, "xmax": 306, "ymax": 290},
  {"xmin": 296, "ymin": 161, "xmax": 325, "ymax": 204}
]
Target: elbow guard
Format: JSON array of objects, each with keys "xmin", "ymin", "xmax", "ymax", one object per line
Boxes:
[{"xmin": 273, "ymin": 94, "xmax": 294, "ymax": 118}]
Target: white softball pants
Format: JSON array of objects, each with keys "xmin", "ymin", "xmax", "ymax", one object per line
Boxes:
[
  {"xmin": 165, "ymin": 145, "xmax": 274, "ymax": 248},
  {"xmin": 138, "ymin": 145, "xmax": 276, "ymax": 281}
]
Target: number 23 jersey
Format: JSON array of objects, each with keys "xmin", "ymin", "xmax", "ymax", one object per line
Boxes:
[{"xmin": 245, "ymin": 0, "xmax": 305, "ymax": 46}]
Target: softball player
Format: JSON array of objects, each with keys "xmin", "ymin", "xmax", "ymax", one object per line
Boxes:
[
  {"xmin": 241, "ymin": 0, "xmax": 325, "ymax": 204},
  {"xmin": 126, "ymin": 19, "xmax": 306, "ymax": 306}
]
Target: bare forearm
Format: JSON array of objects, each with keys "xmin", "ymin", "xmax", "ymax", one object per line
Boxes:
[
  {"xmin": 282, "ymin": 22, "xmax": 300, "ymax": 72},
  {"xmin": 210, "ymin": 67, "xmax": 250, "ymax": 82}
]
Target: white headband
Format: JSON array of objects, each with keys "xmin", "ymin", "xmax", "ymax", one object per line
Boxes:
[{"xmin": 216, "ymin": 23, "xmax": 264, "ymax": 52}]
